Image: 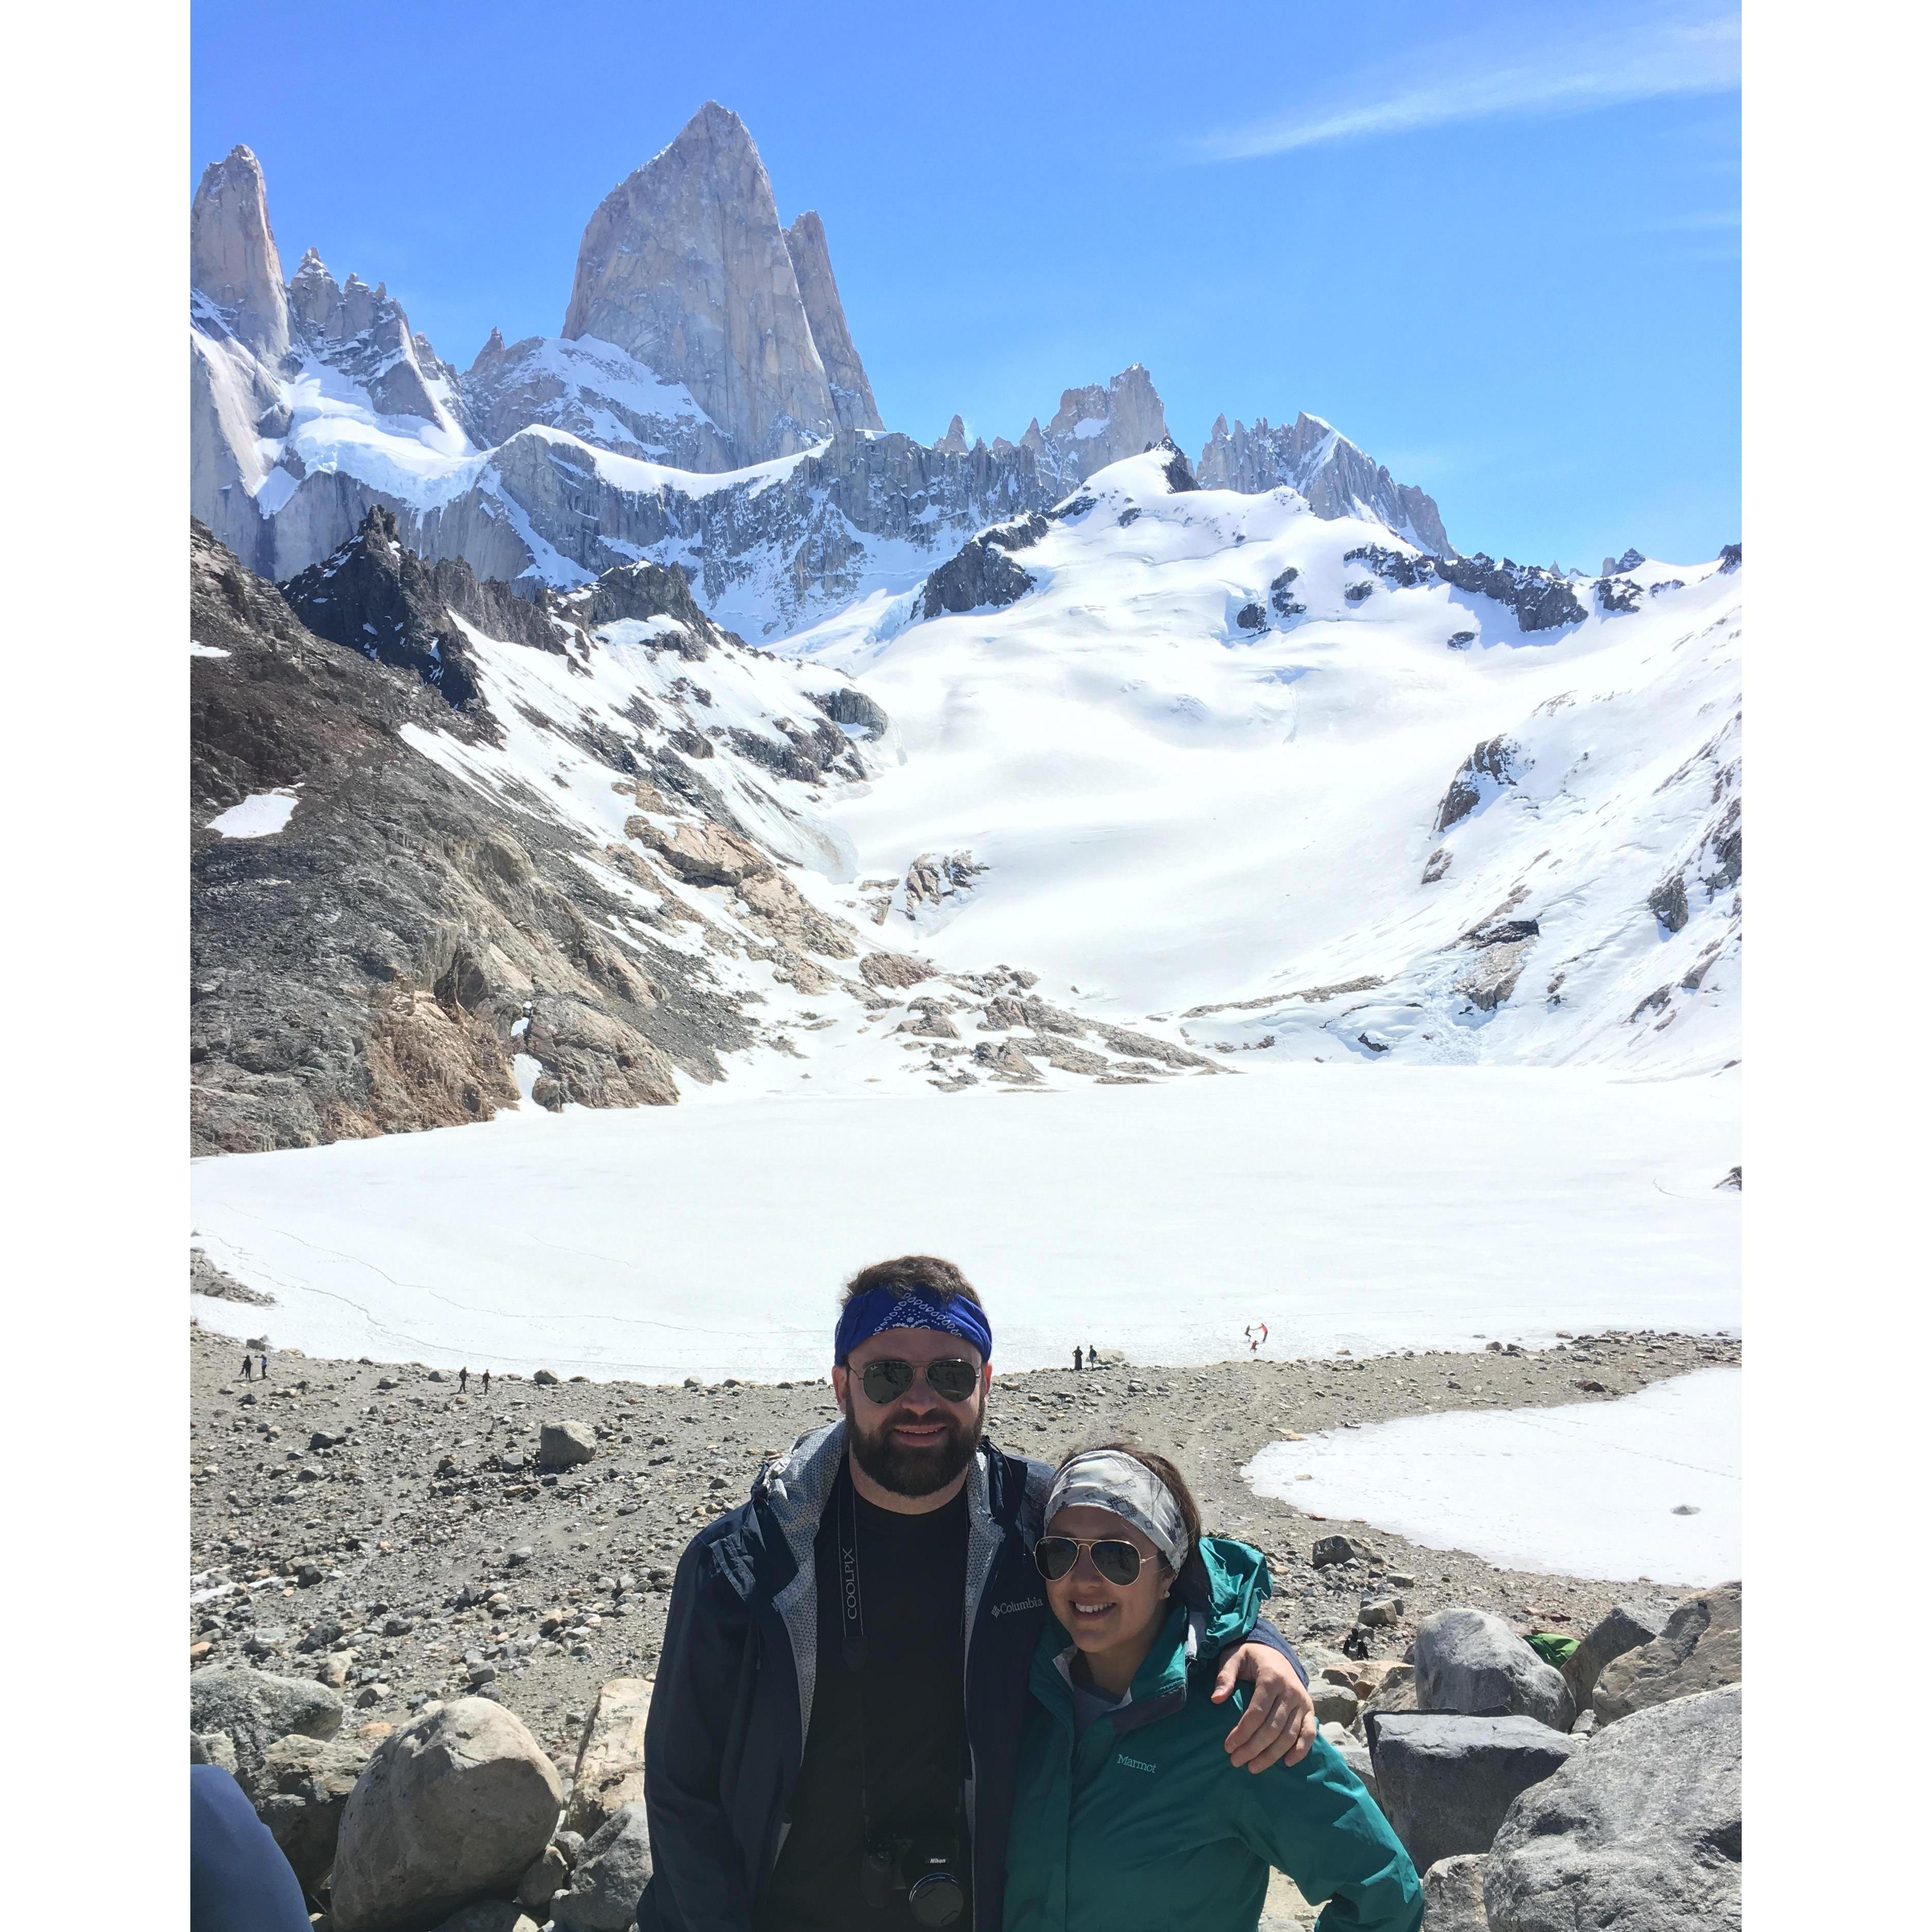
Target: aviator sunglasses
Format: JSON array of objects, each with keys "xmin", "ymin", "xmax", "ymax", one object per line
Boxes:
[
  {"xmin": 857, "ymin": 1356, "xmax": 981, "ymax": 1405},
  {"xmin": 1033, "ymin": 1535, "xmax": 1148, "ymax": 1586}
]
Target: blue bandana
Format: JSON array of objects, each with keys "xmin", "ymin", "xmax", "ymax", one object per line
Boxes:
[{"xmin": 835, "ymin": 1286, "xmax": 994, "ymax": 1365}]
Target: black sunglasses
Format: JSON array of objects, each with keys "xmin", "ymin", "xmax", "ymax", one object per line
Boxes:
[
  {"xmin": 858, "ymin": 1356, "xmax": 980, "ymax": 1405},
  {"xmin": 1034, "ymin": 1535, "xmax": 1146, "ymax": 1586}
]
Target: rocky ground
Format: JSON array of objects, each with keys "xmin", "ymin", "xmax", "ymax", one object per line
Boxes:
[{"xmin": 188, "ymin": 1323, "xmax": 1739, "ymax": 1777}]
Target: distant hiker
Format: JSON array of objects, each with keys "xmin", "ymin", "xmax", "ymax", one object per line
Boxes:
[
  {"xmin": 259, "ymin": 1352, "xmax": 269, "ymax": 1379},
  {"xmin": 459, "ymin": 1367, "xmax": 468, "ymax": 1393},
  {"xmin": 642, "ymin": 1253, "xmax": 1312, "ymax": 1932},
  {"xmin": 1073, "ymin": 1346, "xmax": 1084, "ymax": 1372},
  {"xmin": 481, "ymin": 1368, "xmax": 490, "ymax": 1394},
  {"xmin": 240, "ymin": 1354, "xmax": 252, "ymax": 1384},
  {"xmin": 1004, "ymin": 1445, "xmax": 1422, "ymax": 1932}
]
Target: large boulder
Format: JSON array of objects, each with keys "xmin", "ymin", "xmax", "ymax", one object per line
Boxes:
[
  {"xmin": 550, "ymin": 1803, "xmax": 653, "ymax": 1932},
  {"xmin": 255, "ymin": 1732, "xmax": 371, "ymax": 1897},
  {"xmin": 189, "ymin": 1665, "xmax": 344, "ymax": 1791},
  {"xmin": 1563, "ymin": 1602, "xmax": 1667, "ymax": 1705},
  {"xmin": 330, "ymin": 1698, "xmax": 563, "ymax": 1932},
  {"xmin": 565, "ymin": 1678, "xmax": 653, "ymax": 1836},
  {"xmin": 1485, "ymin": 1684, "xmax": 1742, "ymax": 1931},
  {"xmin": 1594, "ymin": 1586, "xmax": 1740, "ymax": 1726},
  {"xmin": 427, "ymin": 1907, "xmax": 538, "ymax": 1932},
  {"xmin": 537, "ymin": 1420, "xmax": 597, "ymax": 1471},
  {"xmin": 1366, "ymin": 1713, "xmax": 1584, "ymax": 1875},
  {"xmin": 1415, "ymin": 1609, "xmax": 1574, "ymax": 1731},
  {"xmin": 1421, "ymin": 1854, "xmax": 1491, "ymax": 1930}
]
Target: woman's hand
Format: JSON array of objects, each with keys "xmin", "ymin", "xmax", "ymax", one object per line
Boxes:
[{"xmin": 1213, "ymin": 1643, "xmax": 1316, "ymax": 1771}]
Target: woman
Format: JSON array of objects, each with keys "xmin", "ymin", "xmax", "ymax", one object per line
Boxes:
[{"xmin": 1003, "ymin": 1444, "xmax": 1422, "ymax": 1932}]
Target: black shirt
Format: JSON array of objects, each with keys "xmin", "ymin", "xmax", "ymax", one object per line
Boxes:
[{"xmin": 754, "ymin": 1469, "xmax": 971, "ymax": 1932}]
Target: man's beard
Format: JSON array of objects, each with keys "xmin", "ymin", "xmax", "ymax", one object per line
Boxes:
[{"xmin": 843, "ymin": 1392, "xmax": 984, "ymax": 1498}]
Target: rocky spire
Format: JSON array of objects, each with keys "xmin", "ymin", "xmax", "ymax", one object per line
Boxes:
[
  {"xmin": 783, "ymin": 210, "xmax": 883, "ymax": 433},
  {"xmin": 934, "ymin": 414, "xmax": 969, "ymax": 455},
  {"xmin": 190, "ymin": 144, "xmax": 289, "ymax": 361},
  {"xmin": 1042, "ymin": 365, "xmax": 1170, "ymax": 481},
  {"xmin": 562, "ymin": 102, "xmax": 837, "ymax": 462}
]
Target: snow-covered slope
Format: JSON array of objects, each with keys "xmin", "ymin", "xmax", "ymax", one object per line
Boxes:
[{"xmin": 781, "ymin": 451, "xmax": 1741, "ymax": 1075}]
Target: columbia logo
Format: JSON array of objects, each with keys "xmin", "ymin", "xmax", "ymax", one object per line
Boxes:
[
  {"xmin": 1115, "ymin": 1753, "xmax": 1156, "ymax": 1774},
  {"xmin": 989, "ymin": 1596, "xmax": 1044, "ymax": 1618}
]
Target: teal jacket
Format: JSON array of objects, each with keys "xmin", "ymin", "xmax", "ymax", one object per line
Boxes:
[{"xmin": 1003, "ymin": 1539, "xmax": 1422, "ymax": 1932}]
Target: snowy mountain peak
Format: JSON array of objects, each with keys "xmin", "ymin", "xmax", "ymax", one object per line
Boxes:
[
  {"xmin": 1196, "ymin": 411, "xmax": 1451, "ymax": 556},
  {"xmin": 563, "ymin": 100, "xmax": 844, "ymax": 463},
  {"xmin": 191, "ymin": 143, "xmax": 289, "ymax": 361}
]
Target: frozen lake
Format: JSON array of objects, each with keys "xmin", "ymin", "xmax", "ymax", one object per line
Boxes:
[
  {"xmin": 1245, "ymin": 1366, "xmax": 1742, "ymax": 1584},
  {"xmin": 190, "ymin": 1066, "xmax": 1740, "ymax": 1382}
]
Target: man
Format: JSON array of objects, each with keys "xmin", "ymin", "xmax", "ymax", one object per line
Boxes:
[
  {"xmin": 642, "ymin": 1256, "xmax": 1314, "ymax": 1932},
  {"xmin": 240, "ymin": 1353, "xmax": 252, "ymax": 1384},
  {"xmin": 1072, "ymin": 1344, "xmax": 1083, "ymax": 1373},
  {"xmin": 459, "ymin": 1366, "xmax": 469, "ymax": 1393}
]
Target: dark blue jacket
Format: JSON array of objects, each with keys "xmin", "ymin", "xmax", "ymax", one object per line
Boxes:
[
  {"xmin": 190, "ymin": 1765, "xmax": 312, "ymax": 1932},
  {"xmin": 639, "ymin": 1422, "xmax": 1303, "ymax": 1932}
]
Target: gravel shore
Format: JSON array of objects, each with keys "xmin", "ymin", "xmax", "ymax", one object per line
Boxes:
[{"xmin": 188, "ymin": 1324, "xmax": 1739, "ymax": 1776}]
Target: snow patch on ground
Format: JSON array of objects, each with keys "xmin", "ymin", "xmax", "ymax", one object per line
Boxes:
[
  {"xmin": 1245, "ymin": 1366, "xmax": 1741, "ymax": 1584},
  {"xmin": 207, "ymin": 790, "xmax": 300, "ymax": 839}
]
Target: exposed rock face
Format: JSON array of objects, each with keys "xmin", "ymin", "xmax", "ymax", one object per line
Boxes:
[
  {"xmin": 1197, "ymin": 411, "xmax": 1451, "ymax": 553},
  {"xmin": 920, "ymin": 513, "xmax": 1046, "ymax": 618},
  {"xmin": 189, "ymin": 524, "xmax": 750, "ymax": 1152},
  {"xmin": 1484, "ymin": 1685, "xmax": 1741, "ymax": 1931},
  {"xmin": 284, "ymin": 248, "xmax": 467, "ymax": 436},
  {"xmin": 1434, "ymin": 737, "xmax": 1524, "ymax": 834},
  {"xmin": 563, "ymin": 102, "xmax": 837, "ymax": 462},
  {"xmin": 1422, "ymin": 1853, "xmax": 1492, "ymax": 1930},
  {"xmin": 784, "ymin": 210, "xmax": 883, "ymax": 433},
  {"xmin": 255, "ymin": 1732, "xmax": 371, "ymax": 1897},
  {"xmin": 461, "ymin": 329, "xmax": 736, "ymax": 470},
  {"xmin": 330, "ymin": 1698, "xmax": 564, "ymax": 1932},
  {"xmin": 191, "ymin": 145, "xmax": 289, "ymax": 361},
  {"xmin": 281, "ymin": 507, "xmax": 563, "ymax": 710},
  {"xmin": 1594, "ymin": 1585, "xmax": 1741, "ymax": 1725},
  {"xmin": 1040, "ymin": 364, "xmax": 1169, "ymax": 482},
  {"xmin": 1430, "ymin": 554, "xmax": 1586, "ymax": 632}
]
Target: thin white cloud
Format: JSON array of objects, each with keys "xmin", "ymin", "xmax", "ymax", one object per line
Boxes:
[{"xmin": 1194, "ymin": 4, "xmax": 1740, "ymax": 162}]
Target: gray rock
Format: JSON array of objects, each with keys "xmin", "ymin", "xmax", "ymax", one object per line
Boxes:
[
  {"xmin": 565, "ymin": 1677, "xmax": 653, "ymax": 1837},
  {"xmin": 255, "ymin": 1732, "xmax": 371, "ymax": 1897},
  {"xmin": 1309, "ymin": 1681, "xmax": 1360, "ymax": 1728},
  {"xmin": 1366, "ymin": 1713, "xmax": 1584, "ymax": 1875},
  {"xmin": 551, "ymin": 1802, "xmax": 653, "ymax": 1932},
  {"xmin": 189, "ymin": 1665, "xmax": 344, "ymax": 1791},
  {"xmin": 1594, "ymin": 1585, "xmax": 1740, "ymax": 1726},
  {"xmin": 427, "ymin": 1907, "xmax": 538, "ymax": 1932},
  {"xmin": 330, "ymin": 1697, "xmax": 563, "ymax": 1932},
  {"xmin": 516, "ymin": 1843, "xmax": 571, "ymax": 1914},
  {"xmin": 1415, "ymin": 1609, "xmax": 1574, "ymax": 1730},
  {"xmin": 1563, "ymin": 1602, "xmax": 1667, "ymax": 1704},
  {"xmin": 538, "ymin": 1420, "xmax": 597, "ymax": 1470},
  {"xmin": 1484, "ymin": 1684, "xmax": 1741, "ymax": 1931},
  {"xmin": 190, "ymin": 1730, "xmax": 239, "ymax": 1774},
  {"xmin": 1421, "ymin": 1854, "xmax": 1491, "ymax": 1930},
  {"xmin": 1311, "ymin": 1534, "xmax": 1372, "ymax": 1569}
]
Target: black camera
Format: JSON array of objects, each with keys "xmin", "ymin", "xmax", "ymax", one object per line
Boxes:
[{"xmin": 860, "ymin": 1829, "xmax": 967, "ymax": 1927}]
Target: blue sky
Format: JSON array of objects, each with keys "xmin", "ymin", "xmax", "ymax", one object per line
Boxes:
[{"xmin": 191, "ymin": 0, "xmax": 1739, "ymax": 567}]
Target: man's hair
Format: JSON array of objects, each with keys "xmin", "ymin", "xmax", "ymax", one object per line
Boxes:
[
  {"xmin": 1063, "ymin": 1440, "xmax": 1203, "ymax": 1565},
  {"xmin": 842, "ymin": 1255, "xmax": 983, "ymax": 1309}
]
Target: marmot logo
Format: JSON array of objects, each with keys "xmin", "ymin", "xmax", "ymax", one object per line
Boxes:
[
  {"xmin": 989, "ymin": 1596, "xmax": 1044, "ymax": 1618},
  {"xmin": 1115, "ymin": 1753, "xmax": 1156, "ymax": 1774}
]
